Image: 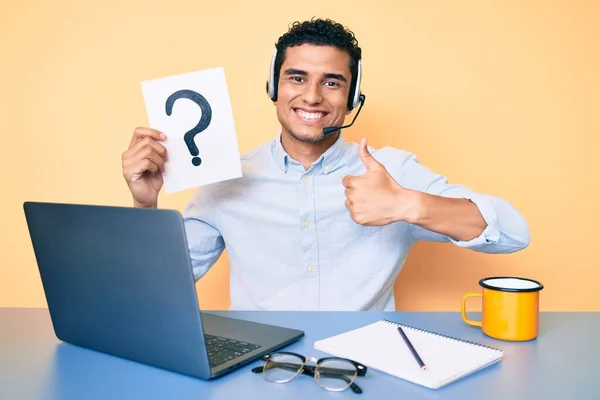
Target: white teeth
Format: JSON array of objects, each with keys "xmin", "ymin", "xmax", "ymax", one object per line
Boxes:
[{"xmin": 297, "ymin": 109, "xmax": 325, "ymax": 120}]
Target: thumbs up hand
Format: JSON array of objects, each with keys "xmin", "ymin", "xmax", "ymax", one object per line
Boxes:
[{"xmin": 342, "ymin": 137, "xmax": 421, "ymax": 226}]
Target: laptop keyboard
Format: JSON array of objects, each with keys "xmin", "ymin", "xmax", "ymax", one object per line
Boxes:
[{"xmin": 204, "ymin": 334, "xmax": 261, "ymax": 367}]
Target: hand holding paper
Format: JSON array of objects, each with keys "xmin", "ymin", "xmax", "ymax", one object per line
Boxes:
[
  {"xmin": 121, "ymin": 127, "xmax": 167, "ymax": 208},
  {"xmin": 140, "ymin": 67, "xmax": 242, "ymax": 193}
]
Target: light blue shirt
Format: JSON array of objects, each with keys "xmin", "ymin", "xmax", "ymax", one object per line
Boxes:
[{"xmin": 183, "ymin": 133, "xmax": 530, "ymax": 311}]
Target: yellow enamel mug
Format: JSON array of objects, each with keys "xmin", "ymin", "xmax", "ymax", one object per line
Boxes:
[{"xmin": 461, "ymin": 277, "xmax": 544, "ymax": 341}]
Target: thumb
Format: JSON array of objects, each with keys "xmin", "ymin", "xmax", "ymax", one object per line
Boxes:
[{"xmin": 358, "ymin": 137, "xmax": 380, "ymax": 171}]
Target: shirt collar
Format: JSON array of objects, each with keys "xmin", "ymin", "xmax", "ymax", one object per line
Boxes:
[{"xmin": 271, "ymin": 132, "xmax": 347, "ymax": 174}]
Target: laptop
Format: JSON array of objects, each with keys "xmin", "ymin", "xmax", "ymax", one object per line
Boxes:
[{"xmin": 22, "ymin": 201, "xmax": 304, "ymax": 380}]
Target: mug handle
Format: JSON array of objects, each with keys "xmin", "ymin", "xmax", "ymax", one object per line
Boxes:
[{"xmin": 461, "ymin": 292, "xmax": 483, "ymax": 327}]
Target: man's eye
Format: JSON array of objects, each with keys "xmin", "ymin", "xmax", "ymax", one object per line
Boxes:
[
  {"xmin": 291, "ymin": 76, "xmax": 304, "ymax": 82},
  {"xmin": 324, "ymin": 81, "xmax": 340, "ymax": 87}
]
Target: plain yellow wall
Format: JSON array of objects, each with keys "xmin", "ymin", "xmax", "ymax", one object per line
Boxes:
[{"xmin": 1, "ymin": 1, "xmax": 598, "ymax": 311}]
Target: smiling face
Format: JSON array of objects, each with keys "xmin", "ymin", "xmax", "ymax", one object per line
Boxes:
[{"xmin": 275, "ymin": 44, "xmax": 353, "ymax": 144}]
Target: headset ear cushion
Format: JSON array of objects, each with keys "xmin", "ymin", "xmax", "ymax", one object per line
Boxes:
[
  {"xmin": 267, "ymin": 48, "xmax": 278, "ymax": 101},
  {"xmin": 349, "ymin": 59, "xmax": 362, "ymax": 110}
]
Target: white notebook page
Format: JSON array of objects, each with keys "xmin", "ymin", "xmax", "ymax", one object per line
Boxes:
[{"xmin": 313, "ymin": 320, "xmax": 503, "ymax": 389}]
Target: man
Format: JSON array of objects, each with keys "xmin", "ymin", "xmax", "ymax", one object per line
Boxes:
[{"xmin": 121, "ymin": 18, "xmax": 529, "ymax": 311}]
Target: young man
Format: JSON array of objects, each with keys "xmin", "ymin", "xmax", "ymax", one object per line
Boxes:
[{"xmin": 121, "ymin": 18, "xmax": 529, "ymax": 311}]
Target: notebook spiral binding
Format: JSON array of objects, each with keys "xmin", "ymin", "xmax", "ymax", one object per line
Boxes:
[{"xmin": 381, "ymin": 319, "xmax": 503, "ymax": 353}]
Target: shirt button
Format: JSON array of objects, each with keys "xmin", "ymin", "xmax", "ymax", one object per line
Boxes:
[
  {"xmin": 307, "ymin": 265, "xmax": 313, "ymax": 272},
  {"xmin": 303, "ymin": 220, "xmax": 310, "ymax": 228},
  {"xmin": 324, "ymin": 165, "xmax": 330, "ymax": 172},
  {"xmin": 301, "ymin": 178, "xmax": 308, "ymax": 184}
]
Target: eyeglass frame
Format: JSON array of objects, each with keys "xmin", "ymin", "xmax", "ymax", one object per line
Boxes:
[{"xmin": 251, "ymin": 351, "xmax": 368, "ymax": 394}]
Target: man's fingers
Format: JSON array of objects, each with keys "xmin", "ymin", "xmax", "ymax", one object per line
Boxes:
[
  {"xmin": 124, "ymin": 158, "xmax": 160, "ymax": 181},
  {"xmin": 125, "ymin": 136, "xmax": 168, "ymax": 161},
  {"xmin": 133, "ymin": 137, "xmax": 167, "ymax": 160},
  {"xmin": 143, "ymin": 159, "xmax": 160, "ymax": 174},
  {"xmin": 342, "ymin": 175, "xmax": 360, "ymax": 189},
  {"xmin": 343, "ymin": 174, "xmax": 370, "ymax": 190},
  {"xmin": 123, "ymin": 145, "xmax": 166, "ymax": 173},
  {"xmin": 137, "ymin": 147, "xmax": 165, "ymax": 171},
  {"xmin": 342, "ymin": 175, "xmax": 351, "ymax": 188},
  {"xmin": 123, "ymin": 157, "xmax": 159, "ymax": 177},
  {"xmin": 130, "ymin": 127, "xmax": 166, "ymax": 147}
]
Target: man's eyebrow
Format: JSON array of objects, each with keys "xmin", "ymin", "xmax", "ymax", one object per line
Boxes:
[
  {"xmin": 323, "ymin": 73, "xmax": 347, "ymax": 82},
  {"xmin": 283, "ymin": 68, "xmax": 307, "ymax": 76}
]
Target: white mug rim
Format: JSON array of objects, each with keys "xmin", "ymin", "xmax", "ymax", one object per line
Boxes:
[{"xmin": 479, "ymin": 276, "xmax": 543, "ymax": 292}]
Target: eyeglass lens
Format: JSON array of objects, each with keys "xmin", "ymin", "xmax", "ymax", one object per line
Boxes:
[
  {"xmin": 316, "ymin": 358, "xmax": 358, "ymax": 391},
  {"xmin": 264, "ymin": 353, "xmax": 304, "ymax": 383}
]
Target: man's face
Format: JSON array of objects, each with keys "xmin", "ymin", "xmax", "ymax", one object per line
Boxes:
[{"xmin": 275, "ymin": 44, "xmax": 352, "ymax": 144}]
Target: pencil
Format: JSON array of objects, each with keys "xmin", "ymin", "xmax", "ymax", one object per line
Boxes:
[{"xmin": 397, "ymin": 326, "xmax": 428, "ymax": 371}]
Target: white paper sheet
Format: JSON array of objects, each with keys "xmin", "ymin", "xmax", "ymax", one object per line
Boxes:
[{"xmin": 140, "ymin": 67, "xmax": 242, "ymax": 193}]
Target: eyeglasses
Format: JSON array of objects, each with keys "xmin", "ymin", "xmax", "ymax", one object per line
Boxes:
[{"xmin": 251, "ymin": 351, "xmax": 367, "ymax": 394}]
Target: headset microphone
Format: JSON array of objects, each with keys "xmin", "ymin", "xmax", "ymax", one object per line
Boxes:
[{"xmin": 322, "ymin": 94, "xmax": 366, "ymax": 137}]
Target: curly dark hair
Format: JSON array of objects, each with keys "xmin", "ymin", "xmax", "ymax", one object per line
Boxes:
[{"xmin": 271, "ymin": 18, "xmax": 362, "ymax": 108}]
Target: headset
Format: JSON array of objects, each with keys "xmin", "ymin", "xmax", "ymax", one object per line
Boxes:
[{"xmin": 265, "ymin": 47, "xmax": 363, "ymax": 111}]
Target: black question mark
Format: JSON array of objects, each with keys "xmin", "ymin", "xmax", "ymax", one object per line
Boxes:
[{"xmin": 165, "ymin": 89, "xmax": 212, "ymax": 166}]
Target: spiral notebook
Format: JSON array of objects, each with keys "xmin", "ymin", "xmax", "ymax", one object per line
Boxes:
[{"xmin": 313, "ymin": 319, "xmax": 503, "ymax": 390}]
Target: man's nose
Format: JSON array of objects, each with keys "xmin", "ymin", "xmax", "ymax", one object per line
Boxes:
[{"xmin": 302, "ymin": 82, "xmax": 323, "ymax": 105}]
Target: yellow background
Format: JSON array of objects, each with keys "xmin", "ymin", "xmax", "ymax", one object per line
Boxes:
[{"xmin": 1, "ymin": 0, "xmax": 598, "ymax": 311}]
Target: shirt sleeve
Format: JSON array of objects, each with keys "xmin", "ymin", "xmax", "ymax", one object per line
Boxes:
[
  {"xmin": 181, "ymin": 186, "xmax": 226, "ymax": 281},
  {"xmin": 386, "ymin": 149, "xmax": 530, "ymax": 254}
]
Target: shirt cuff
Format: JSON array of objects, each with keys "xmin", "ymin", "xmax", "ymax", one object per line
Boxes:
[{"xmin": 449, "ymin": 193, "xmax": 500, "ymax": 248}]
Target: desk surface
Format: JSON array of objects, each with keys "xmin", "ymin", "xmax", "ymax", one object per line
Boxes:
[{"xmin": 0, "ymin": 308, "xmax": 598, "ymax": 400}]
